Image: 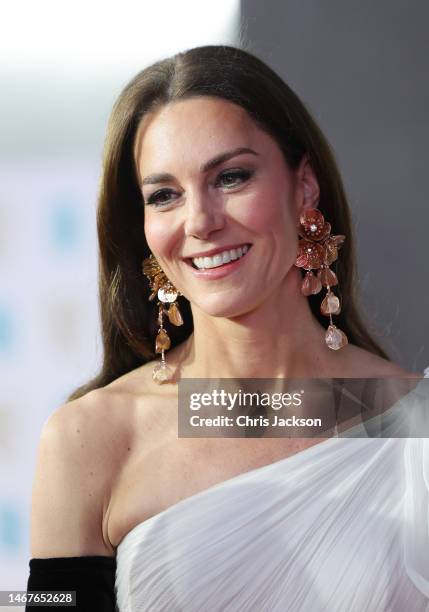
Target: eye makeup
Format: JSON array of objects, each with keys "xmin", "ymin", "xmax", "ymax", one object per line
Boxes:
[{"xmin": 144, "ymin": 167, "xmax": 255, "ymax": 208}]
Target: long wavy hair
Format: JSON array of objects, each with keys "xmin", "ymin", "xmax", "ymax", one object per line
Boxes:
[{"xmin": 67, "ymin": 44, "xmax": 391, "ymax": 401}]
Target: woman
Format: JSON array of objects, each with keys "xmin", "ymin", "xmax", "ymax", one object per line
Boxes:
[{"xmin": 26, "ymin": 45, "xmax": 429, "ymax": 611}]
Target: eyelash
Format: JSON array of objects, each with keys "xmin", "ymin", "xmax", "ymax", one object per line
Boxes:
[{"xmin": 144, "ymin": 169, "xmax": 253, "ymax": 208}]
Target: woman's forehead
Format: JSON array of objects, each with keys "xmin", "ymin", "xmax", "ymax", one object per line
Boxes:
[{"xmin": 134, "ymin": 97, "xmax": 267, "ymax": 172}]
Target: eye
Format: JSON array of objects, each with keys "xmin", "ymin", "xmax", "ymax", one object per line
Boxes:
[
  {"xmin": 145, "ymin": 188, "xmax": 178, "ymax": 207},
  {"xmin": 216, "ymin": 169, "xmax": 252, "ymax": 188}
]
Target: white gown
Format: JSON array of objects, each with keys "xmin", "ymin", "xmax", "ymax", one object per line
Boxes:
[{"xmin": 115, "ymin": 369, "xmax": 429, "ymax": 611}]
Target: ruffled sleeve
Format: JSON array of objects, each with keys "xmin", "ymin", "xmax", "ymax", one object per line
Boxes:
[{"xmin": 403, "ymin": 367, "xmax": 429, "ymax": 600}]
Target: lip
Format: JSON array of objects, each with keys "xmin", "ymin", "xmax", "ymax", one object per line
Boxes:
[
  {"xmin": 184, "ymin": 245, "xmax": 252, "ymax": 279},
  {"xmin": 183, "ymin": 243, "xmax": 252, "ymax": 260}
]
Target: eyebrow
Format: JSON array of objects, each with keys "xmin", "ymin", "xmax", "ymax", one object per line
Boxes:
[{"xmin": 140, "ymin": 147, "xmax": 259, "ymax": 188}]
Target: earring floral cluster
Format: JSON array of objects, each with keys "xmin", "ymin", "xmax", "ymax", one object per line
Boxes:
[
  {"xmin": 142, "ymin": 254, "xmax": 184, "ymax": 383},
  {"xmin": 294, "ymin": 208, "xmax": 348, "ymax": 350}
]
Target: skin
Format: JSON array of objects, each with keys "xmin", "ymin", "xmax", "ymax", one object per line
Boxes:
[
  {"xmin": 135, "ymin": 96, "xmax": 400, "ymax": 379},
  {"xmin": 30, "ymin": 96, "xmax": 421, "ymax": 561}
]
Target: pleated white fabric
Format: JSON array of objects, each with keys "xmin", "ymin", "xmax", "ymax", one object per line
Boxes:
[{"xmin": 115, "ymin": 370, "xmax": 429, "ymax": 612}]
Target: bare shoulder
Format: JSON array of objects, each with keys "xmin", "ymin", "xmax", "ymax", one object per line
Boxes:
[
  {"xmin": 340, "ymin": 344, "xmax": 422, "ymax": 379},
  {"xmin": 30, "ymin": 386, "xmax": 135, "ymax": 558}
]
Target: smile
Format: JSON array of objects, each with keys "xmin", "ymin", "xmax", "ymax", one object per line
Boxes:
[{"xmin": 191, "ymin": 244, "xmax": 251, "ymax": 270}]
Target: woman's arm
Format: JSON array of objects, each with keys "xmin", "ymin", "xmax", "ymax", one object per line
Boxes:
[{"xmin": 27, "ymin": 395, "xmax": 117, "ymax": 610}]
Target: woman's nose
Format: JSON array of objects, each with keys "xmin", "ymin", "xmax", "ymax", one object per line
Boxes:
[{"xmin": 183, "ymin": 196, "xmax": 224, "ymax": 239}]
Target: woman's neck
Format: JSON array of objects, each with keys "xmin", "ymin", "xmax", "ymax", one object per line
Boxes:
[{"xmin": 175, "ymin": 272, "xmax": 345, "ymax": 379}]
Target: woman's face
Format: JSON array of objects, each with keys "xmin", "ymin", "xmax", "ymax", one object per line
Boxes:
[{"xmin": 134, "ymin": 96, "xmax": 319, "ymax": 318}]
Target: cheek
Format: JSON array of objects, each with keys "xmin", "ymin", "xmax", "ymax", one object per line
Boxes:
[
  {"xmin": 237, "ymin": 190, "xmax": 296, "ymax": 238},
  {"xmin": 239, "ymin": 189, "xmax": 299, "ymax": 278},
  {"xmin": 144, "ymin": 213, "xmax": 175, "ymax": 256}
]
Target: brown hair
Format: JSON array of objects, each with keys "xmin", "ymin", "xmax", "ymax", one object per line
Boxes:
[{"xmin": 67, "ymin": 44, "xmax": 390, "ymax": 401}]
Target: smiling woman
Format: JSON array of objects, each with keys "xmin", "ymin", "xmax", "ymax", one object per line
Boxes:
[
  {"xmin": 137, "ymin": 95, "xmax": 319, "ymax": 339},
  {"xmin": 80, "ymin": 42, "xmax": 397, "ymax": 387},
  {"xmin": 26, "ymin": 44, "xmax": 429, "ymax": 612}
]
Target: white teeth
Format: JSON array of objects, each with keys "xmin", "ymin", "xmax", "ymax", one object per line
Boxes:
[
  {"xmin": 192, "ymin": 245, "xmax": 250, "ymax": 269},
  {"xmin": 212, "ymin": 254, "xmax": 223, "ymax": 266}
]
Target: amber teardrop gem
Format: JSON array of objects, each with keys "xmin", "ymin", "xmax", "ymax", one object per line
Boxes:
[
  {"xmin": 155, "ymin": 328, "xmax": 171, "ymax": 353},
  {"xmin": 301, "ymin": 271, "xmax": 322, "ymax": 296},
  {"xmin": 317, "ymin": 267, "xmax": 338, "ymax": 287},
  {"xmin": 152, "ymin": 361, "xmax": 174, "ymax": 383},
  {"xmin": 167, "ymin": 302, "xmax": 184, "ymax": 326},
  {"xmin": 325, "ymin": 325, "xmax": 348, "ymax": 350},
  {"xmin": 320, "ymin": 291, "xmax": 341, "ymax": 315}
]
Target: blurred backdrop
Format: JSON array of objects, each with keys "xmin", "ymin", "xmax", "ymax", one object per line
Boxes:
[
  {"xmin": 0, "ymin": 0, "xmax": 240, "ymax": 592},
  {"xmin": 242, "ymin": 0, "xmax": 429, "ymax": 370},
  {"xmin": 0, "ymin": 0, "xmax": 427, "ymax": 595}
]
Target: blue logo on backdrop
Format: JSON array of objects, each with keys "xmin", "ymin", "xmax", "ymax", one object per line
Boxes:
[
  {"xmin": 0, "ymin": 501, "xmax": 21, "ymax": 553},
  {"xmin": 49, "ymin": 195, "xmax": 81, "ymax": 252},
  {"xmin": 0, "ymin": 306, "xmax": 14, "ymax": 354}
]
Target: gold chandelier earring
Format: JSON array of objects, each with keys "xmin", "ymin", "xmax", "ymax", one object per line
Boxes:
[
  {"xmin": 142, "ymin": 254, "xmax": 184, "ymax": 383},
  {"xmin": 294, "ymin": 208, "xmax": 349, "ymax": 350}
]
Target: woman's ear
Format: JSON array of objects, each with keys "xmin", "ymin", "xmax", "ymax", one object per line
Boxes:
[{"xmin": 295, "ymin": 155, "xmax": 320, "ymax": 215}]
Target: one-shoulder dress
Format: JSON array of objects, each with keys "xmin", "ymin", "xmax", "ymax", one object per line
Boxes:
[{"xmin": 115, "ymin": 370, "xmax": 429, "ymax": 611}]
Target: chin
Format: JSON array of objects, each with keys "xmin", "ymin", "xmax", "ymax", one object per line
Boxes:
[{"xmin": 192, "ymin": 296, "xmax": 256, "ymax": 319}]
